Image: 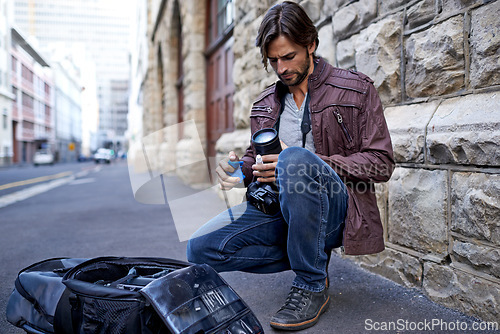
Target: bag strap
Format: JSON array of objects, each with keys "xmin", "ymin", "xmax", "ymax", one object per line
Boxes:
[
  {"xmin": 53, "ymin": 288, "xmax": 75, "ymax": 334},
  {"xmin": 274, "ymin": 93, "xmax": 311, "ymax": 148},
  {"xmin": 300, "ymin": 93, "xmax": 312, "ymax": 148}
]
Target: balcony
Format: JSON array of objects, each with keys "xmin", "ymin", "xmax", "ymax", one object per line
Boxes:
[
  {"xmin": 21, "ymin": 78, "xmax": 35, "ymax": 96},
  {"xmin": 22, "ymin": 127, "xmax": 34, "ymax": 140},
  {"xmin": 12, "ymin": 104, "xmax": 19, "ymax": 120},
  {"xmin": 21, "ymin": 106, "xmax": 35, "ymax": 123}
]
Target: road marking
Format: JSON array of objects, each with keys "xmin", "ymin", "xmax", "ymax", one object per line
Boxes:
[
  {"xmin": 0, "ymin": 175, "xmax": 75, "ymax": 209},
  {"xmin": 0, "ymin": 171, "xmax": 74, "ymax": 191},
  {"xmin": 69, "ymin": 178, "xmax": 96, "ymax": 185}
]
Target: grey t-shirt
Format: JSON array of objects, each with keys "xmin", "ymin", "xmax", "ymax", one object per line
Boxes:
[{"xmin": 278, "ymin": 92, "xmax": 316, "ymax": 152}]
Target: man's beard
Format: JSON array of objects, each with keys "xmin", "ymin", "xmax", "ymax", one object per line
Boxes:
[{"xmin": 277, "ymin": 52, "xmax": 311, "ymax": 87}]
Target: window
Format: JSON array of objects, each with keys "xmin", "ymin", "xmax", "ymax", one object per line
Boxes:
[
  {"xmin": 217, "ymin": 0, "xmax": 234, "ymax": 36},
  {"xmin": 208, "ymin": 0, "xmax": 234, "ymax": 43},
  {"xmin": 11, "ymin": 56, "xmax": 17, "ymax": 73},
  {"xmin": 22, "ymin": 92, "xmax": 34, "ymax": 108},
  {"xmin": 3, "ymin": 109, "xmax": 7, "ymax": 129},
  {"xmin": 21, "ymin": 65, "xmax": 34, "ymax": 83}
]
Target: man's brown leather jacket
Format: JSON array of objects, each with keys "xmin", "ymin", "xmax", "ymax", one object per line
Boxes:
[{"xmin": 241, "ymin": 57, "xmax": 395, "ymax": 255}]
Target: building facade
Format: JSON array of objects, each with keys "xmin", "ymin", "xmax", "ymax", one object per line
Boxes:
[
  {"xmin": 11, "ymin": 28, "xmax": 54, "ymax": 164},
  {"xmin": 12, "ymin": 0, "xmax": 133, "ymax": 152},
  {"xmin": 0, "ymin": 0, "xmax": 14, "ymax": 166},
  {"xmin": 52, "ymin": 58, "xmax": 82, "ymax": 163},
  {"xmin": 144, "ymin": 0, "xmax": 500, "ymax": 322},
  {"xmin": 127, "ymin": 0, "xmax": 149, "ymax": 149}
]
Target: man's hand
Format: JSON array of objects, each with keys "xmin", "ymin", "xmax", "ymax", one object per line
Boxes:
[
  {"xmin": 216, "ymin": 151, "xmax": 242, "ymax": 190},
  {"xmin": 252, "ymin": 142, "xmax": 288, "ymax": 183},
  {"xmin": 252, "ymin": 154, "xmax": 279, "ymax": 183}
]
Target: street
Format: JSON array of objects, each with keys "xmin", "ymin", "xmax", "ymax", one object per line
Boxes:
[
  {"xmin": 0, "ymin": 161, "xmax": 493, "ymax": 333},
  {"xmin": 0, "ymin": 160, "xmax": 188, "ymax": 333}
]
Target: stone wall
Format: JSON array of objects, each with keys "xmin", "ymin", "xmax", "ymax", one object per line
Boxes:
[
  {"xmin": 223, "ymin": 0, "xmax": 500, "ymax": 322},
  {"xmin": 143, "ymin": 0, "xmax": 210, "ymax": 184}
]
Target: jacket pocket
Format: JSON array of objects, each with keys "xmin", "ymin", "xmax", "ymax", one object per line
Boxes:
[{"xmin": 332, "ymin": 107, "xmax": 354, "ymax": 148}]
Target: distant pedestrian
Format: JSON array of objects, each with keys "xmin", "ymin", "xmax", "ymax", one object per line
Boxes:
[{"xmin": 187, "ymin": 1, "xmax": 394, "ymax": 330}]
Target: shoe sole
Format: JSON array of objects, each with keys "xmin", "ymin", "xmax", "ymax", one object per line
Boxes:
[{"xmin": 269, "ymin": 296, "xmax": 330, "ymax": 331}]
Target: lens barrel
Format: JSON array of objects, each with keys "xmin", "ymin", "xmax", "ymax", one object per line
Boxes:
[{"xmin": 252, "ymin": 128, "xmax": 282, "ymax": 155}]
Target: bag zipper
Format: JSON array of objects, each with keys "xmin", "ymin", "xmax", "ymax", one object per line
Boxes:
[{"xmin": 333, "ymin": 109, "xmax": 353, "ymax": 143}]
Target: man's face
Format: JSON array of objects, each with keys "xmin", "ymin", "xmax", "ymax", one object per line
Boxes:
[{"xmin": 267, "ymin": 35, "xmax": 313, "ymax": 87}]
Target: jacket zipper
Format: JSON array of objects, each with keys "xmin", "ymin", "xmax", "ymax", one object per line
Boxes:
[{"xmin": 333, "ymin": 109, "xmax": 353, "ymax": 143}]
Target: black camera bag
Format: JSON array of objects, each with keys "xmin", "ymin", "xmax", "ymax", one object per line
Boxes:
[{"xmin": 7, "ymin": 256, "xmax": 263, "ymax": 334}]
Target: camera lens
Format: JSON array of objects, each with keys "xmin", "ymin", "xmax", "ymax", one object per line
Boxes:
[
  {"xmin": 253, "ymin": 130, "xmax": 276, "ymax": 144},
  {"xmin": 252, "ymin": 128, "xmax": 282, "ymax": 155}
]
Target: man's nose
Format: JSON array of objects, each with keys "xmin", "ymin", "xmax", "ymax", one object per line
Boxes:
[{"xmin": 277, "ymin": 59, "xmax": 287, "ymax": 74}]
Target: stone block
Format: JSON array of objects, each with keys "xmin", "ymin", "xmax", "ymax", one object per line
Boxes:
[
  {"xmin": 469, "ymin": 1, "xmax": 500, "ymax": 89},
  {"xmin": 451, "ymin": 172, "xmax": 500, "ymax": 246},
  {"xmin": 378, "ymin": 0, "xmax": 408, "ymax": 15},
  {"xmin": 405, "ymin": 16, "xmax": 464, "ymax": 98},
  {"xmin": 355, "ymin": 16, "xmax": 402, "ymax": 104},
  {"xmin": 299, "ymin": 0, "xmax": 322, "ymax": 23},
  {"xmin": 350, "ymin": 247, "xmax": 423, "ymax": 288},
  {"xmin": 452, "ymin": 240, "xmax": 500, "ymax": 279},
  {"xmin": 233, "ymin": 14, "xmax": 262, "ymax": 58},
  {"xmin": 426, "ymin": 92, "xmax": 500, "ymax": 166},
  {"xmin": 423, "ymin": 262, "xmax": 500, "ymax": 322},
  {"xmin": 332, "ymin": 0, "xmax": 377, "ymax": 39},
  {"xmin": 405, "ymin": 0, "xmax": 436, "ymax": 30},
  {"xmin": 388, "ymin": 168, "xmax": 448, "ymax": 255},
  {"xmin": 235, "ymin": 0, "xmax": 270, "ymax": 22},
  {"xmin": 322, "ymin": 0, "xmax": 351, "ymax": 16},
  {"xmin": 316, "ymin": 24, "xmax": 335, "ymax": 65},
  {"xmin": 215, "ymin": 128, "xmax": 252, "ymax": 158},
  {"xmin": 441, "ymin": 0, "xmax": 483, "ymax": 12},
  {"xmin": 384, "ymin": 101, "xmax": 439, "ymax": 163},
  {"xmin": 336, "ymin": 35, "xmax": 357, "ymax": 69},
  {"xmin": 375, "ymin": 182, "xmax": 388, "ymax": 238}
]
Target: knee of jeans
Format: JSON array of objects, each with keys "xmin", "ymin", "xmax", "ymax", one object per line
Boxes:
[
  {"xmin": 277, "ymin": 147, "xmax": 315, "ymax": 177},
  {"xmin": 186, "ymin": 237, "xmax": 209, "ymax": 264}
]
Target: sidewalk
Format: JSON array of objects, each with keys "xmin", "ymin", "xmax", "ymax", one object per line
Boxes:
[{"xmin": 166, "ymin": 177, "xmax": 495, "ymax": 334}]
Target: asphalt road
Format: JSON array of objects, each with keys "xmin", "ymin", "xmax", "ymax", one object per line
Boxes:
[{"xmin": 0, "ymin": 161, "xmax": 496, "ymax": 333}]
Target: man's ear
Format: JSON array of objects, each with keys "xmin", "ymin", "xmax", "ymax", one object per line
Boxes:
[{"xmin": 307, "ymin": 42, "xmax": 316, "ymax": 55}]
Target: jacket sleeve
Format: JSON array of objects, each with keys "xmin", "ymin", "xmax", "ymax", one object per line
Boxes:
[
  {"xmin": 317, "ymin": 83, "xmax": 395, "ymax": 183},
  {"xmin": 241, "ymin": 144, "xmax": 255, "ymax": 187}
]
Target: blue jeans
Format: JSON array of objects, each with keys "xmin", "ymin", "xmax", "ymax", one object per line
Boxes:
[{"xmin": 187, "ymin": 147, "xmax": 348, "ymax": 292}]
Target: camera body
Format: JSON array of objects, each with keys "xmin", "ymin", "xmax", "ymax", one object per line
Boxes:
[{"xmin": 246, "ymin": 128, "xmax": 282, "ymax": 215}]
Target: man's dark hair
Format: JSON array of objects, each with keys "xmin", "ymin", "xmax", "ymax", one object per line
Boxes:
[{"xmin": 255, "ymin": 1, "xmax": 319, "ymax": 70}]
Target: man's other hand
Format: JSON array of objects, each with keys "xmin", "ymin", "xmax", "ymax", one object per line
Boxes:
[{"xmin": 216, "ymin": 151, "xmax": 241, "ymax": 190}]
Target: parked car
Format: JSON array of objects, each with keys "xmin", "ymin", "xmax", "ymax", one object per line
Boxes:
[
  {"xmin": 77, "ymin": 154, "xmax": 90, "ymax": 162},
  {"xmin": 93, "ymin": 148, "xmax": 113, "ymax": 164},
  {"xmin": 33, "ymin": 150, "xmax": 55, "ymax": 166}
]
